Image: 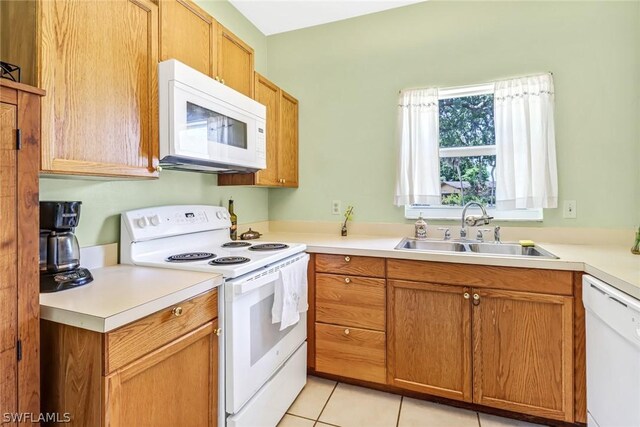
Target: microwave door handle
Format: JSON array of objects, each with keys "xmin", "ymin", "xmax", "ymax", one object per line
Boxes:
[{"xmin": 234, "ymin": 271, "xmax": 279, "ymax": 296}]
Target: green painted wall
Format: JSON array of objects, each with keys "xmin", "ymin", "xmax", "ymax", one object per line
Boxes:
[
  {"xmin": 39, "ymin": 0, "xmax": 269, "ymax": 247},
  {"xmin": 266, "ymin": 1, "xmax": 640, "ymax": 228}
]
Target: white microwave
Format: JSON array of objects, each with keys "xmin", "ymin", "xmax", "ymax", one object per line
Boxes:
[{"xmin": 159, "ymin": 60, "xmax": 267, "ymax": 173}]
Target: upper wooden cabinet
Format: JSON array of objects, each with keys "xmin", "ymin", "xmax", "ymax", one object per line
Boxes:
[
  {"xmin": 217, "ymin": 25, "xmax": 255, "ymax": 98},
  {"xmin": 159, "ymin": 0, "xmax": 218, "ymax": 77},
  {"xmin": 219, "ymin": 73, "xmax": 299, "ymax": 187},
  {"xmin": 251, "ymin": 74, "xmax": 280, "ymax": 186},
  {"xmin": 278, "ymin": 90, "xmax": 299, "ymax": 187},
  {"xmin": 1, "ymin": 0, "xmax": 160, "ymax": 178}
]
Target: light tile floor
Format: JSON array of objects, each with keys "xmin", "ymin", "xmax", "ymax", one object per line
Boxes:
[{"xmin": 279, "ymin": 377, "xmax": 547, "ymax": 427}]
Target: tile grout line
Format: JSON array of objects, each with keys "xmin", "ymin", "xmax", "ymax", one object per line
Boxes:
[
  {"xmin": 395, "ymin": 396, "xmax": 404, "ymax": 427},
  {"xmin": 477, "ymin": 411, "xmax": 481, "ymax": 427},
  {"xmin": 314, "ymin": 381, "xmax": 340, "ymax": 426},
  {"xmin": 286, "ymin": 413, "xmax": 323, "ymax": 423}
]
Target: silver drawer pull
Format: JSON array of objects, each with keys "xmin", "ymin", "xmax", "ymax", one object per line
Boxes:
[
  {"xmin": 344, "ymin": 277, "xmax": 351, "ymax": 284},
  {"xmin": 344, "ymin": 256, "xmax": 351, "ymax": 262},
  {"xmin": 344, "ymin": 328, "xmax": 350, "ymax": 335}
]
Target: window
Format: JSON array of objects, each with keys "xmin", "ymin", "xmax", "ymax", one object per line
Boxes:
[{"xmin": 405, "ymin": 83, "xmax": 542, "ymax": 221}]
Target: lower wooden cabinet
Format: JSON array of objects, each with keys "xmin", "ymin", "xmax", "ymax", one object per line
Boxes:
[
  {"xmin": 105, "ymin": 321, "xmax": 219, "ymax": 426},
  {"xmin": 316, "ymin": 323, "xmax": 386, "ymax": 384},
  {"xmin": 472, "ymin": 289, "xmax": 574, "ymax": 421},
  {"xmin": 387, "ymin": 280, "xmax": 472, "ymax": 402},
  {"xmin": 41, "ymin": 289, "xmax": 220, "ymax": 426},
  {"xmin": 310, "ymin": 255, "xmax": 579, "ymax": 424}
]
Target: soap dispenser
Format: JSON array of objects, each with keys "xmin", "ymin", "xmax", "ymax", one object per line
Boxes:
[{"xmin": 415, "ymin": 213, "xmax": 428, "ymax": 239}]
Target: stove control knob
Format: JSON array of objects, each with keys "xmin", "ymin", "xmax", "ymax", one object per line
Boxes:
[
  {"xmin": 216, "ymin": 212, "xmax": 223, "ymax": 219},
  {"xmin": 136, "ymin": 217, "xmax": 149, "ymax": 228},
  {"xmin": 149, "ymin": 215, "xmax": 161, "ymax": 226}
]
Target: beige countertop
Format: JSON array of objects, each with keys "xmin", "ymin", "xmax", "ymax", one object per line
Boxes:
[
  {"xmin": 40, "ymin": 265, "xmax": 223, "ymax": 333},
  {"xmin": 259, "ymin": 232, "xmax": 640, "ymax": 299}
]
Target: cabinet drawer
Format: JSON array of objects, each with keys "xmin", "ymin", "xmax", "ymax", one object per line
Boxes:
[
  {"xmin": 105, "ymin": 289, "xmax": 218, "ymax": 374},
  {"xmin": 315, "ymin": 254, "xmax": 385, "ymax": 278},
  {"xmin": 316, "ymin": 273, "xmax": 386, "ymax": 331},
  {"xmin": 315, "ymin": 323, "xmax": 386, "ymax": 384}
]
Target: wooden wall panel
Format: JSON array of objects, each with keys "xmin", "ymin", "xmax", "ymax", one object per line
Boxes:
[
  {"xmin": 40, "ymin": 321, "xmax": 103, "ymax": 426},
  {"xmin": 573, "ymin": 272, "xmax": 586, "ymax": 423},
  {"xmin": 0, "ymin": 101, "xmax": 18, "ymax": 420},
  {"xmin": 16, "ymin": 90, "xmax": 42, "ymax": 415},
  {"xmin": 307, "ymin": 254, "xmax": 316, "ymax": 370}
]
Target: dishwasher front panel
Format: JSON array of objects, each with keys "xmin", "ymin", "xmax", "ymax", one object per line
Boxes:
[{"xmin": 583, "ymin": 275, "xmax": 640, "ymax": 427}]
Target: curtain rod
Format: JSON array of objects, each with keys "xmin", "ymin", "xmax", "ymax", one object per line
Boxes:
[{"xmin": 398, "ymin": 71, "xmax": 554, "ymax": 94}]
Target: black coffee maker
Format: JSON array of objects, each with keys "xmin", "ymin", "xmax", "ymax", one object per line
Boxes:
[{"xmin": 40, "ymin": 201, "xmax": 93, "ymax": 292}]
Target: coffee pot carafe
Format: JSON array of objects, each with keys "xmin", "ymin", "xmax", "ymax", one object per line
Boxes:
[{"xmin": 45, "ymin": 231, "xmax": 80, "ymax": 272}]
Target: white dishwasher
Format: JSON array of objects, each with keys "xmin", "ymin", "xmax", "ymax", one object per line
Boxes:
[{"xmin": 583, "ymin": 275, "xmax": 640, "ymax": 427}]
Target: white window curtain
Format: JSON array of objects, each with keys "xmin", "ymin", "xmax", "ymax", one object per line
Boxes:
[
  {"xmin": 494, "ymin": 74, "xmax": 558, "ymax": 209},
  {"xmin": 394, "ymin": 88, "xmax": 441, "ymax": 206}
]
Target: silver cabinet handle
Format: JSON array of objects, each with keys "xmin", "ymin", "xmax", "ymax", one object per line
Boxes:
[
  {"xmin": 344, "ymin": 256, "xmax": 351, "ymax": 262},
  {"xmin": 172, "ymin": 306, "xmax": 183, "ymax": 317},
  {"xmin": 344, "ymin": 277, "xmax": 351, "ymax": 284},
  {"xmin": 344, "ymin": 328, "xmax": 350, "ymax": 335},
  {"xmin": 463, "ymin": 292, "xmax": 470, "ymax": 299}
]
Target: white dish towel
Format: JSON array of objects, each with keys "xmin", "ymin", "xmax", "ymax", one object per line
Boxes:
[{"xmin": 272, "ymin": 254, "xmax": 309, "ymax": 331}]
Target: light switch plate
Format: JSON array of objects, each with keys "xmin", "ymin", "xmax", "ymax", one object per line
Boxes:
[{"xmin": 563, "ymin": 200, "xmax": 577, "ymax": 219}]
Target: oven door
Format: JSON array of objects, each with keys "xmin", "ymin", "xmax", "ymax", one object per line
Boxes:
[
  {"xmin": 170, "ymin": 81, "xmax": 266, "ymax": 169},
  {"xmin": 225, "ymin": 266, "xmax": 307, "ymax": 414}
]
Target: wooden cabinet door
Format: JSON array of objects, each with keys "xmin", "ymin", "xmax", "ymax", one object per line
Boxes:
[
  {"xmin": 159, "ymin": 0, "xmax": 218, "ymax": 77},
  {"xmin": 105, "ymin": 321, "xmax": 219, "ymax": 426},
  {"xmin": 217, "ymin": 26, "xmax": 254, "ymax": 98},
  {"xmin": 39, "ymin": 0, "xmax": 159, "ymax": 178},
  {"xmin": 253, "ymin": 73, "xmax": 280, "ymax": 186},
  {"xmin": 472, "ymin": 289, "xmax": 574, "ymax": 422},
  {"xmin": 277, "ymin": 90, "xmax": 299, "ymax": 187},
  {"xmin": 387, "ymin": 280, "xmax": 472, "ymax": 401},
  {"xmin": 0, "ymin": 102, "xmax": 18, "ymax": 420}
]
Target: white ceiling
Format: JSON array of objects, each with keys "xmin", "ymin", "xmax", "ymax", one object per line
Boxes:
[{"xmin": 229, "ymin": 0, "xmax": 427, "ymax": 35}]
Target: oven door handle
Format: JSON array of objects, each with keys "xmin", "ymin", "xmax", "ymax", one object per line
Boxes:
[{"xmin": 233, "ymin": 271, "xmax": 279, "ymax": 296}]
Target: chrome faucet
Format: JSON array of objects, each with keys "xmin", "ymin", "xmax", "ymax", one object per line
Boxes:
[{"xmin": 460, "ymin": 202, "xmax": 493, "ymax": 239}]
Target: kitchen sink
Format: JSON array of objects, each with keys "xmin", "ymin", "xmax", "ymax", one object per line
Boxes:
[{"xmin": 395, "ymin": 238, "xmax": 558, "ymax": 259}]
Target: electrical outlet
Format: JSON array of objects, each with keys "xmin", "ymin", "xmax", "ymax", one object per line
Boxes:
[
  {"xmin": 332, "ymin": 200, "xmax": 341, "ymax": 215},
  {"xmin": 563, "ymin": 200, "xmax": 577, "ymax": 219}
]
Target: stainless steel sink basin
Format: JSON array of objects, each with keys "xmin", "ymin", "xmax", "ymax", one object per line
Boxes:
[
  {"xmin": 395, "ymin": 238, "xmax": 558, "ymax": 259},
  {"xmin": 395, "ymin": 239, "xmax": 467, "ymax": 252}
]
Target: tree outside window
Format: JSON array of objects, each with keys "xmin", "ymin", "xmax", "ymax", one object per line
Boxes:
[{"xmin": 438, "ymin": 94, "xmax": 496, "ymax": 207}]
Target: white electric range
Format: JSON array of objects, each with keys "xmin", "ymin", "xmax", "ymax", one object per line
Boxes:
[{"xmin": 120, "ymin": 205, "xmax": 308, "ymax": 427}]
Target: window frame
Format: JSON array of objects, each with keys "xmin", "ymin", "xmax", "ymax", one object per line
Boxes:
[{"xmin": 404, "ymin": 82, "xmax": 543, "ymax": 222}]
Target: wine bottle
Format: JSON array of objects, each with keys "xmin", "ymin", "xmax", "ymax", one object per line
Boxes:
[{"xmin": 229, "ymin": 198, "xmax": 238, "ymax": 241}]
